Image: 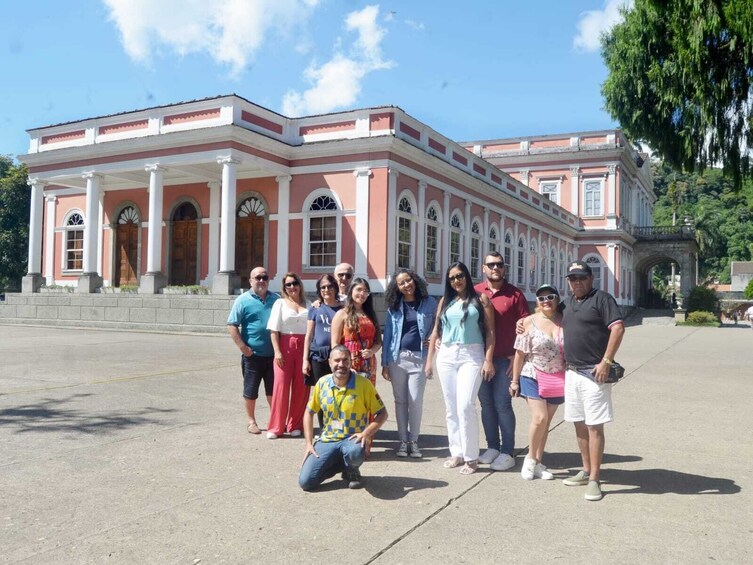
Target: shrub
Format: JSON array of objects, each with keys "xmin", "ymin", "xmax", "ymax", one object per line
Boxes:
[
  {"xmin": 685, "ymin": 311, "xmax": 719, "ymax": 325},
  {"xmin": 686, "ymin": 286, "xmax": 719, "ymax": 314}
]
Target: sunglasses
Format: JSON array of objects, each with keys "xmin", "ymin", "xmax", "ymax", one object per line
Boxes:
[
  {"xmin": 536, "ymin": 293, "xmax": 558, "ymax": 303},
  {"xmin": 253, "ymin": 275, "xmax": 269, "ymax": 281},
  {"xmin": 284, "ymin": 281, "xmax": 300, "ymax": 288},
  {"xmin": 448, "ymin": 273, "xmax": 466, "ymax": 283},
  {"xmin": 319, "ymin": 284, "xmax": 335, "ymax": 291},
  {"xmin": 568, "ymin": 275, "xmax": 589, "ymax": 282},
  {"xmin": 337, "ymin": 273, "xmax": 353, "ymax": 279},
  {"xmin": 485, "ymin": 261, "xmax": 505, "ymax": 269}
]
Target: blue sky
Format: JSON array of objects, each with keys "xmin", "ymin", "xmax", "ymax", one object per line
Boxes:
[{"xmin": 0, "ymin": 0, "xmax": 632, "ymax": 159}]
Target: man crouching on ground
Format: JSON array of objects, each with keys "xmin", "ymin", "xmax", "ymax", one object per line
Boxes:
[{"xmin": 299, "ymin": 345, "xmax": 388, "ymax": 490}]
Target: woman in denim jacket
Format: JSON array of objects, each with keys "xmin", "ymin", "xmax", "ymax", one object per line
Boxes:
[{"xmin": 381, "ymin": 269, "xmax": 437, "ymax": 458}]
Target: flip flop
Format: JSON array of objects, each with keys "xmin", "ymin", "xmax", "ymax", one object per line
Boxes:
[
  {"xmin": 247, "ymin": 421, "xmax": 261, "ymax": 434},
  {"xmin": 460, "ymin": 461, "xmax": 478, "ymax": 475},
  {"xmin": 443, "ymin": 456, "xmax": 464, "ymax": 469}
]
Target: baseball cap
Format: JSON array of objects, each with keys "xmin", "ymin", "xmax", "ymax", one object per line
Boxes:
[
  {"xmin": 536, "ymin": 284, "xmax": 559, "ymax": 296},
  {"xmin": 566, "ymin": 260, "xmax": 592, "ymax": 278}
]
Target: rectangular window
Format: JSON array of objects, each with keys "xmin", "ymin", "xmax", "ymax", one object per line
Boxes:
[
  {"xmin": 584, "ymin": 180, "xmax": 603, "ymax": 216},
  {"xmin": 517, "ymin": 249, "xmax": 525, "ymax": 286},
  {"xmin": 470, "ymin": 237, "xmax": 480, "ymax": 277},
  {"xmin": 504, "ymin": 246, "xmax": 512, "ymax": 271},
  {"xmin": 425, "ymin": 224, "xmax": 438, "ymax": 274},
  {"xmin": 541, "ymin": 182, "xmax": 559, "ymax": 205},
  {"xmin": 397, "ymin": 217, "xmax": 411, "ymax": 269},
  {"xmin": 66, "ymin": 230, "xmax": 84, "ymax": 271},
  {"xmin": 450, "ymin": 232, "xmax": 461, "ymax": 264},
  {"xmin": 309, "ymin": 216, "xmax": 337, "ymax": 267}
]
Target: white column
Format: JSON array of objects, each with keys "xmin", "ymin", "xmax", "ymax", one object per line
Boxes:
[
  {"xmin": 607, "ymin": 243, "xmax": 616, "ymax": 295},
  {"xmin": 206, "ymin": 181, "xmax": 221, "ymax": 283},
  {"xmin": 355, "ymin": 168, "xmax": 373, "ymax": 277},
  {"xmin": 520, "ymin": 169, "xmax": 530, "ymax": 187},
  {"xmin": 218, "ymin": 157, "xmax": 239, "ymax": 272},
  {"xmin": 483, "ymin": 208, "xmax": 490, "ymax": 257},
  {"xmin": 97, "ymin": 187, "xmax": 105, "ymax": 277},
  {"xmin": 26, "ymin": 179, "xmax": 46, "ymax": 274},
  {"xmin": 417, "ymin": 179, "xmax": 426, "ymax": 276},
  {"xmin": 145, "ymin": 165, "xmax": 165, "ymax": 273},
  {"xmin": 464, "ymin": 199, "xmax": 472, "ymax": 262},
  {"xmin": 607, "ymin": 164, "xmax": 617, "ymax": 227},
  {"xmin": 442, "ymin": 191, "xmax": 451, "ymax": 275},
  {"xmin": 44, "ymin": 195, "xmax": 57, "ymax": 285},
  {"xmin": 82, "ymin": 172, "xmax": 101, "ymax": 274},
  {"xmin": 275, "ymin": 174, "xmax": 292, "ymax": 279},
  {"xmin": 570, "ymin": 167, "xmax": 580, "ymax": 216}
]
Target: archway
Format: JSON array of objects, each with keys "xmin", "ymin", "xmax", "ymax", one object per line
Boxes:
[
  {"xmin": 169, "ymin": 202, "xmax": 199, "ymax": 285},
  {"xmin": 633, "ymin": 239, "xmax": 699, "ymax": 308},
  {"xmin": 114, "ymin": 206, "xmax": 139, "ymax": 286},
  {"xmin": 235, "ymin": 195, "xmax": 267, "ymax": 289}
]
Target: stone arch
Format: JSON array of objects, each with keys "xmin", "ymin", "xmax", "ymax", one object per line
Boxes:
[{"xmin": 633, "ymin": 240, "xmax": 699, "ymax": 308}]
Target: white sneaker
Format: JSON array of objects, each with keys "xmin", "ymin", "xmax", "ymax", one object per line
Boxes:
[
  {"xmin": 521, "ymin": 457, "xmax": 536, "ymax": 480},
  {"xmin": 490, "ymin": 453, "xmax": 515, "ymax": 471},
  {"xmin": 290, "ymin": 430, "xmax": 302, "ymax": 438},
  {"xmin": 534, "ymin": 463, "xmax": 554, "ymax": 480},
  {"xmin": 478, "ymin": 448, "xmax": 501, "ymax": 465},
  {"xmin": 266, "ymin": 432, "xmax": 278, "ymax": 439}
]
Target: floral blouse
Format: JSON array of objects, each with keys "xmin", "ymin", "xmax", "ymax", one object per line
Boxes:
[
  {"xmin": 513, "ymin": 317, "xmax": 565, "ymax": 379},
  {"xmin": 342, "ymin": 314, "xmax": 378, "ymax": 384}
]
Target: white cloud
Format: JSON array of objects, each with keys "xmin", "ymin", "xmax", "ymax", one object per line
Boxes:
[
  {"xmin": 103, "ymin": 0, "xmax": 320, "ymax": 76},
  {"xmin": 573, "ymin": 0, "xmax": 633, "ymax": 53},
  {"xmin": 282, "ymin": 4, "xmax": 393, "ymax": 116},
  {"xmin": 404, "ymin": 19, "xmax": 425, "ymax": 31}
]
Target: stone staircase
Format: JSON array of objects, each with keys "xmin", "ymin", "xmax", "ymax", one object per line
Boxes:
[{"xmin": 0, "ymin": 292, "xmax": 236, "ymax": 334}]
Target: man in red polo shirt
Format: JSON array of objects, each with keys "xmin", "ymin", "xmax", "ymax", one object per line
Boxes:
[{"xmin": 474, "ymin": 252, "xmax": 530, "ymax": 471}]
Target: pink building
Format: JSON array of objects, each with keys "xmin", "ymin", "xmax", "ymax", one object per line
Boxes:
[{"xmin": 20, "ymin": 94, "xmax": 652, "ymax": 305}]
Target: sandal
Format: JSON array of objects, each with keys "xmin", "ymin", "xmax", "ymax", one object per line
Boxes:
[
  {"xmin": 443, "ymin": 456, "xmax": 464, "ymax": 469},
  {"xmin": 247, "ymin": 421, "xmax": 261, "ymax": 434},
  {"xmin": 460, "ymin": 460, "xmax": 478, "ymax": 475}
]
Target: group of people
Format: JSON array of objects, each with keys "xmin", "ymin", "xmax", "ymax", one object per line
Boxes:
[{"xmin": 227, "ymin": 254, "xmax": 624, "ymax": 501}]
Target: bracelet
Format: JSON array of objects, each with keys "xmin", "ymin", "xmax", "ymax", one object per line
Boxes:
[{"xmin": 603, "ymin": 357, "xmax": 613, "ymax": 365}]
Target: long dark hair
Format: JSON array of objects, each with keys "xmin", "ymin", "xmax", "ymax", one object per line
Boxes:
[
  {"xmin": 315, "ymin": 273, "xmax": 338, "ymax": 302},
  {"xmin": 383, "ymin": 269, "xmax": 428, "ymax": 312},
  {"xmin": 344, "ymin": 277, "xmax": 380, "ymax": 340},
  {"xmin": 437, "ymin": 262, "xmax": 485, "ymax": 339}
]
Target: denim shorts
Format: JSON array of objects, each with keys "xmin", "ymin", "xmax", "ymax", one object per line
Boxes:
[
  {"xmin": 520, "ymin": 375, "xmax": 565, "ymax": 405},
  {"xmin": 241, "ymin": 354, "xmax": 274, "ymax": 400}
]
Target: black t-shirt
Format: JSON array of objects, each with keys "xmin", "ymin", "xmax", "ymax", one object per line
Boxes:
[{"xmin": 562, "ymin": 289, "xmax": 622, "ymax": 366}]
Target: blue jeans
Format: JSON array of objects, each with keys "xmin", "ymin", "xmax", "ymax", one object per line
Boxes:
[
  {"xmin": 298, "ymin": 438, "xmax": 366, "ymax": 491},
  {"xmin": 478, "ymin": 358, "xmax": 515, "ymax": 455}
]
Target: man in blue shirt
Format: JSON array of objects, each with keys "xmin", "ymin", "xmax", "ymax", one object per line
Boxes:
[{"xmin": 227, "ymin": 266, "xmax": 279, "ymax": 434}]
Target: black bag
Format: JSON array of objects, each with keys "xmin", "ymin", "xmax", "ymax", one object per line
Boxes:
[{"xmin": 606, "ymin": 362, "xmax": 625, "ymax": 383}]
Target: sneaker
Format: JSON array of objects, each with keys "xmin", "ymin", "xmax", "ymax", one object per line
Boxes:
[
  {"xmin": 396, "ymin": 441, "xmax": 409, "ymax": 457},
  {"xmin": 585, "ymin": 480, "xmax": 603, "ymax": 501},
  {"xmin": 478, "ymin": 448, "xmax": 500, "ymax": 465},
  {"xmin": 534, "ymin": 463, "xmax": 554, "ymax": 480},
  {"xmin": 490, "ymin": 453, "xmax": 515, "ymax": 471},
  {"xmin": 521, "ymin": 457, "xmax": 536, "ymax": 480},
  {"xmin": 409, "ymin": 441, "xmax": 422, "ymax": 458},
  {"xmin": 563, "ymin": 470, "xmax": 590, "ymax": 486},
  {"xmin": 266, "ymin": 432, "xmax": 278, "ymax": 439},
  {"xmin": 290, "ymin": 430, "xmax": 302, "ymax": 438},
  {"xmin": 342, "ymin": 467, "xmax": 363, "ymax": 489}
]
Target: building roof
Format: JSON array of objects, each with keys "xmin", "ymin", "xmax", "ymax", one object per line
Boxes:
[{"xmin": 731, "ymin": 261, "xmax": 753, "ymax": 275}]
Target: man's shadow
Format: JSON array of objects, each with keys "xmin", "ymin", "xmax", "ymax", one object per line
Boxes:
[{"xmin": 309, "ymin": 474, "xmax": 449, "ymax": 500}]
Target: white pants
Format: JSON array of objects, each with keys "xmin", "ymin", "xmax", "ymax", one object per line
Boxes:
[{"xmin": 436, "ymin": 343, "xmax": 484, "ymax": 462}]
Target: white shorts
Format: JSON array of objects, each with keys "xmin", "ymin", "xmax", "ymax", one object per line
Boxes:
[{"xmin": 564, "ymin": 369, "xmax": 613, "ymax": 426}]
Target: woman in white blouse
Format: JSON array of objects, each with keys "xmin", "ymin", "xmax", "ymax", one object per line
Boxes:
[{"xmin": 266, "ymin": 272, "xmax": 310, "ymax": 439}]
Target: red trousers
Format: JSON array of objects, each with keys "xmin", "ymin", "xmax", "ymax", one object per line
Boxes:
[{"xmin": 268, "ymin": 334, "xmax": 308, "ymax": 435}]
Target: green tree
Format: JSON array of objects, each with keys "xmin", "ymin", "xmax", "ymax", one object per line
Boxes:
[
  {"xmin": 745, "ymin": 278, "xmax": 753, "ymax": 300},
  {"xmin": 602, "ymin": 0, "xmax": 753, "ymax": 188},
  {"xmin": 0, "ymin": 157, "xmax": 30, "ymax": 291}
]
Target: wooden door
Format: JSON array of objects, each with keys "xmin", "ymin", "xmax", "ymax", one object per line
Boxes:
[
  {"xmin": 115, "ymin": 222, "xmax": 138, "ymax": 286},
  {"xmin": 236, "ymin": 216, "xmax": 265, "ymax": 288},
  {"xmin": 170, "ymin": 220, "xmax": 198, "ymax": 285}
]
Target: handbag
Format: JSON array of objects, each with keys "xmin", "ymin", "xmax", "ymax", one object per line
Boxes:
[{"xmin": 606, "ymin": 362, "xmax": 625, "ymax": 383}]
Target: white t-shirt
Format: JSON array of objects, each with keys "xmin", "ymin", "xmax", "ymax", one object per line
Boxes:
[{"xmin": 267, "ymin": 299, "xmax": 310, "ymax": 335}]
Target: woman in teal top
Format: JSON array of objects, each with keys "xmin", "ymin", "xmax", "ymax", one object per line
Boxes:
[{"xmin": 425, "ymin": 262, "xmax": 495, "ymax": 475}]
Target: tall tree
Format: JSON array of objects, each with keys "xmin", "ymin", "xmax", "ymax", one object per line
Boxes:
[
  {"xmin": 0, "ymin": 156, "xmax": 30, "ymax": 291},
  {"xmin": 602, "ymin": 0, "xmax": 753, "ymax": 188}
]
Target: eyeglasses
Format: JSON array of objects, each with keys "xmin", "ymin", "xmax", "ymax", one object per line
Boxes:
[
  {"xmin": 336, "ymin": 273, "xmax": 353, "ymax": 279},
  {"xmin": 253, "ymin": 275, "xmax": 269, "ymax": 281},
  {"xmin": 284, "ymin": 281, "xmax": 300, "ymax": 288},
  {"xmin": 485, "ymin": 261, "xmax": 505, "ymax": 270},
  {"xmin": 448, "ymin": 273, "xmax": 466, "ymax": 283},
  {"xmin": 568, "ymin": 275, "xmax": 589, "ymax": 282},
  {"xmin": 320, "ymin": 284, "xmax": 335, "ymax": 291},
  {"xmin": 536, "ymin": 293, "xmax": 558, "ymax": 303}
]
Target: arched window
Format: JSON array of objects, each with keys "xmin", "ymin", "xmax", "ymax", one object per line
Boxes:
[
  {"xmin": 306, "ymin": 193, "xmax": 339, "ymax": 267},
  {"xmin": 529, "ymin": 239, "xmax": 538, "ymax": 289},
  {"xmin": 517, "ymin": 236, "xmax": 526, "ymax": 287},
  {"xmin": 425, "ymin": 204, "xmax": 441, "ymax": 275},
  {"xmin": 470, "ymin": 220, "xmax": 482, "ymax": 277},
  {"xmin": 450, "ymin": 213, "xmax": 462, "ymax": 264},
  {"xmin": 397, "ymin": 194, "xmax": 416, "ymax": 269},
  {"xmin": 540, "ymin": 243, "xmax": 548, "ymax": 285},
  {"xmin": 488, "ymin": 225, "xmax": 499, "ymax": 254},
  {"xmin": 585, "ymin": 255, "xmax": 604, "ymax": 291},
  {"xmin": 550, "ymin": 248, "xmax": 556, "ymax": 287},
  {"xmin": 238, "ymin": 197, "xmax": 266, "ymax": 217},
  {"xmin": 118, "ymin": 206, "xmax": 139, "ymax": 224},
  {"xmin": 504, "ymin": 231, "xmax": 513, "ymax": 274},
  {"xmin": 64, "ymin": 212, "xmax": 85, "ymax": 271}
]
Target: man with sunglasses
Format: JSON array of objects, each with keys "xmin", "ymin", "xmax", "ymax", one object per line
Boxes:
[
  {"xmin": 474, "ymin": 252, "xmax": 530, "ymax": 471},
  {"xmin": 560, "ymin": 260, "xmax": 624, "ymax": 501},
  {"xmin": 227, "ymin": 266, "xmax": 279, "ymax": 435},
  {"xmin": 334, "ymin": 263, "xmax": 355, "ymax": 301}
]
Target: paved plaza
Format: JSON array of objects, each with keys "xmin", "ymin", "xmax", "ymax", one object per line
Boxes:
[{"xmin": 1, "ymin": 322, "xmax": 751, "ymax": 564}]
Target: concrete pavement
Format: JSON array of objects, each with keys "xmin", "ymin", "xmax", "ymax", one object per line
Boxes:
[{"xmin": 0, "ymin": 323, "xmax": 751, "ymax": 564}]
